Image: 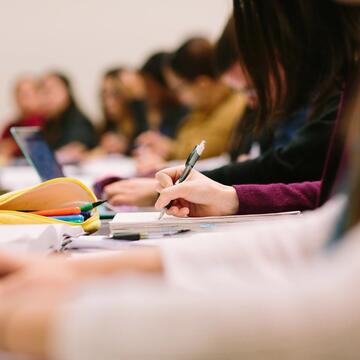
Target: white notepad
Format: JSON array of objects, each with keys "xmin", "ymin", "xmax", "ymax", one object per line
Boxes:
[{"xmin": 110, "ymin": 211, "xmax": 301, "ymax": 233}]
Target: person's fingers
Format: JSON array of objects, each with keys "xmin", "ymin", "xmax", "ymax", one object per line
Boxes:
[
  {"xmin": 104, "ymin": 180, "xmax": 133, "ymax": 197},
  {"xmin": 177, "ymin": 207, "xmax": 190, "ymax": 217},
  {"xmin": 108, "ymin": 194, "xmax": 133, "ymax": 206},
  {"xmin": 155, "ymin": 183, "xmax": 191, "ymax": 209},
  {"xmin": 166, "ymin": 206, "xmax": 189, "ymax": 217},
  {"xmin": 156, "ymin": 171, "xmax": 174, "ymax": 189},
  {"xmin": 104, "ymin": 182, "xmax": 122, "ymax": 197},
  {"xmin": 155, "ymin": 166, "xmax": 184, "ymax": 184}
]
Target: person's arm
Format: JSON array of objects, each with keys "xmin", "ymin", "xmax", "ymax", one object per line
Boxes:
[
  {"xmin": 154, "ymin": 166, "xmax": 320, "ymax": 217},
  {"xmin": 52, "ymin": 236, "xmax": 360, "ymax": 360},
  {"xmin": 234, "ymin": 181, "xmax": 321, "ymax": 214}
]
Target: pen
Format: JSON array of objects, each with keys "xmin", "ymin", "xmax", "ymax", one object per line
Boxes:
[
  {"xmin": 158, "ymin": 140, "xmax": 206, "ymax": 220},
  {"xmin": 112, "ymin": 229, "xmax": 191, "ymax": 241}
]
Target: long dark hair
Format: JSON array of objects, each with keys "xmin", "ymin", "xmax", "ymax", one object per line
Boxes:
[
  {"xmin": 140, "ymin": 52, "xmax": 170, "ymax": 88},
  {"xmin": 169, "ymin": 37, "xmax": 216, "ymax": 81},
  {"xmin": 214, "ymin": 16, "xmax": 239, "ymax": 76},
  {"xmin": 343, "ymin": 70, "xmax": 360, "ymax": 230},
  {"xmin": 101, "ymin": 67, "xmax": 125, "ymax": 132},
  {"xmin": 232, "ymin": 0, "xmax": 360, "ymax": 128},
  {"xmin": 46, "ymin": 71, "xmax": 79, "ymax": 110}
]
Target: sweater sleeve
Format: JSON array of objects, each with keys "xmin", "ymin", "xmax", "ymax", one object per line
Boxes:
[{"xmin": 233, "ymin": 181, "xmax": 321, "ymax": 214}]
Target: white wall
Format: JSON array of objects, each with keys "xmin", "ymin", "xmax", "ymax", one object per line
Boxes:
[{"xmin": 0, "ymin": 0, "xmax": 231, "ymax": 129}]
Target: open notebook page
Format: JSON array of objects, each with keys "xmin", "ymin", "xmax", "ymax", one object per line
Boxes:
[{"xmin": 110, "ymin": 211, "xmax": 301, "ymax": 233}]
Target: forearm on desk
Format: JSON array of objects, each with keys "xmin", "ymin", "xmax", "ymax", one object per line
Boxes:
[{"xmin": 68, "ymin": 247, "xmax": 164, "ymax": 278}]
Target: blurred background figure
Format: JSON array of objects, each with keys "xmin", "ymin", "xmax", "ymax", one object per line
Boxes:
[
  {"xmin": 40, "ymin": 72, "xmax": 97, "ymax": 164},
  {"xmin": 137, "ymin": 51, "xmax": 189, "ymax": 137},
  {"xmin": 90, "ymin": 68, "xmax": 138, "ymax": 157},
  {"xmin": 0, "ymin": 76, "xmax": 44, "ymax": 163},
  {"xmin": 135, "ymin": 37, "xmax": 247, "ymax": 175},
  {"xmin": 118, "ymin": 51, "xmax": 189, "ymax": 139}
]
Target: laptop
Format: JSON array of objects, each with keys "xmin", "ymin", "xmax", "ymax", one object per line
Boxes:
[{"xmin": 10, "ymin": 126, "xmax": 65, "ymax": 181}]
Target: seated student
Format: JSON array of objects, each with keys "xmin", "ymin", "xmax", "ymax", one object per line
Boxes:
[
  {"xmin": 40, "ymin": 72, "xmax": 97, "ymax": 163},
  {"xmin": 0, "ymin": 76, "xmax": 45, "ymax": 162},
  {"xmin": 135, "ymin": 37, "xmax": 247, "ymax": 163},
  {"xmin": 89, "ymin": 68, "xmax": 140, "ymax": 157},
  {"xmin": 117, "ymin": 52, "xmax": 188, "ymax": 140},
  {"xmin": 217, "ymin": 17, "xmax": 308, "ymax": 163},
  {"xmin": 104, "ymin": 0, "xmax": 355, "ymax": 211}
]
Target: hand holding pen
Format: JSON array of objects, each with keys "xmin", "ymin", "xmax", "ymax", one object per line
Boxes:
[
  {"xmin": 155, "ymin": 162, "xmax": 240, "ymax": 218},
  {"xmin": 156, "ymin": 141, "xmax": 206, "ymax": 219},
  {"xmin": 155, "ymin": 139, "xmax": 240, "ymax": 218}
]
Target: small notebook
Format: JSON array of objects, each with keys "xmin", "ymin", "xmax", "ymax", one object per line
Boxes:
[{"xmin": 110, "ymin": 211, "xmax": 301, "ymax": 233}]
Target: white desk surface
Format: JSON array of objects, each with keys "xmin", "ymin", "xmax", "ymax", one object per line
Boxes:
[{"xmin": 0, "ymin": 154, "xmax": 230, "ymax": 192}]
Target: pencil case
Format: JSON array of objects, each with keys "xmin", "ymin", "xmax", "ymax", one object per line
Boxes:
[{"xmin": 0, "ymin": 177, "xmax": 101, "ymax": 233}]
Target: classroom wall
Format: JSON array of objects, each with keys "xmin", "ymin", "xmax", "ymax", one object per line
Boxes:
[{"xmin": 0, "ymin": 0, "xmax": 231, "ymax": 130}]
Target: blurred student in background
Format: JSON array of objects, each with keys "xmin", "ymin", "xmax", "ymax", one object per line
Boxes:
[
  {"xmin": 0, "ymin": 76, "xmax": 45, "ymax": 163},
  {"xmin": 116, "ymin": 52, "xmax": 188, "ymax": 140},
  {"xmin": 40, "ymin": 72, "xmax": 97, "ymax": 164},
  {"xmin": 95, "ymin": 52, "xmax": 188, "ymax": 158},
  {"xmin": 135, "ymin": 37, "xmax": 247, "ymax": 174},
  {"xmin": 90, "ymin": 68, "xmax": 139, "ymax": 157}
]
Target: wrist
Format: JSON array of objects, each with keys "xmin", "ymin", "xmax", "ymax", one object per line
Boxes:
[{"xmin": 218, "ymin": 185, "xmax": 239, "ymax": 216}]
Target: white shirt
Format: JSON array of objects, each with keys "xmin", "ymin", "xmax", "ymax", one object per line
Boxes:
[{"xmin": 52, "ymin": 196, "xmax": 360, "ymax": 360}]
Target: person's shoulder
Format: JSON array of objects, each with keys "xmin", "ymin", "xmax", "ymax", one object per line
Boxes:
[
  {"xmin": 68, "ymin": 105, "xmax": 92, "ymax": 124},
  {"xmin": 216, "ymin": 91, "xmax": 247, "ymax": 120},
  {"xmin": 221, "ymin": 91, "xmax": 247, "ymax": 109}
]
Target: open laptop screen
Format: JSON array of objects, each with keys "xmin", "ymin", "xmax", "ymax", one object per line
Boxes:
[{"xmin": 10, "ymin": 126, "xmax": 65, "ymax": 181}]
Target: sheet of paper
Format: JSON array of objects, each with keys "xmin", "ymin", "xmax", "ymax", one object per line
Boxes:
[
  {"xmin": 110, "ymin": 211, "xmax": 301, "ymax": 233},
  {"xmin": 0, "ymin": 224, "xmax": 82, "ymax": 254}
]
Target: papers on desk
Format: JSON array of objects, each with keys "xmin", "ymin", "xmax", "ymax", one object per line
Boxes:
[
  {"xmin": 0, "ymin": 224, "xmax": 83, "ymax": 254},
  {"xmin": 110, "ymin": 211, "xmax": 301, "ymax": 234}
]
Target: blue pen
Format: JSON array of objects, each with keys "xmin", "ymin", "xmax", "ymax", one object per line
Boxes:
[{"xmin": 50, "ymin": 214, "xmax": 85, "ymax": 223}]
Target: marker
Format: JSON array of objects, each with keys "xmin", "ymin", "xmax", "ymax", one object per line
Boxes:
[
  {"xmin": 112, "ymin": 229, "xmax": 191, "ymax": 241},
  {"xmin": 158, "ymin": 140, "xmax": 206, "ymax": 220},
  {"xmin": 49, "ymin": 214, "xmax": 85, "ymax": 223},
  {"xmin": 26, "ymin": 200, "xmax": 107, "ymax": 217}
]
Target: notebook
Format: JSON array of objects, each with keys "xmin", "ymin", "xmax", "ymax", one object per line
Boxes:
[{"xmin": 110, "ymin": 211, "xmax": 301, "ymax": 234}]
